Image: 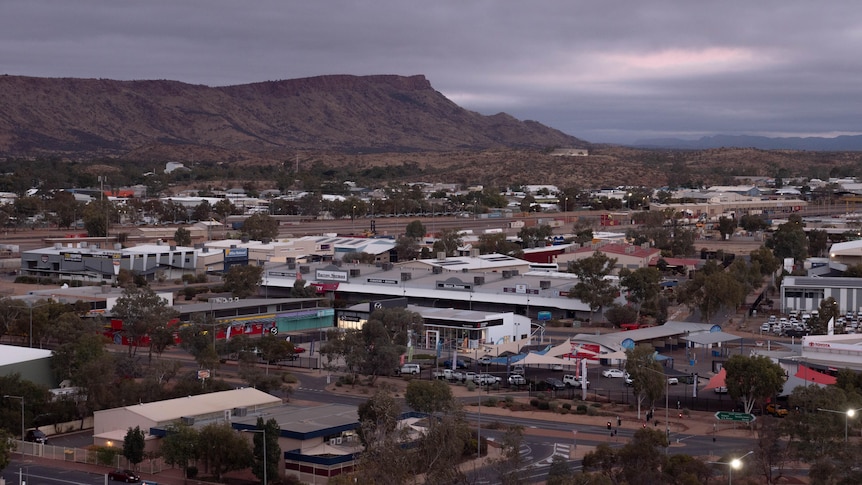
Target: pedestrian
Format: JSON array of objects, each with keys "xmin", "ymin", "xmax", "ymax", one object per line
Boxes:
[{"xmin": 617, "ymin": 415, "xmax": 621, "ymax": 427}]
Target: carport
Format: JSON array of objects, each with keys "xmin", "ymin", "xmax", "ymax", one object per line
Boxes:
[{"xmin": 680, "ymin": 331, "xmax": 743, "ymax": 362}]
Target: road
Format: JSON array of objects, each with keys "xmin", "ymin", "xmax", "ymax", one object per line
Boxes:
[{"xmin": 1, "ymin": 461, "xmax": 105, "ymax": 485}]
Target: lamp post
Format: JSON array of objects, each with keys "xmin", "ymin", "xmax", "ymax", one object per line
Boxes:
[
  {"xmin": 352, "ymin": 205, "xmax": 356, "ymax": 234},
  {"xmin": 244, "ymin": 428, "xmax": 267, "ymax": 485},
  {"xmin": 817, "ymin": 407, "xmax": 862, "ymax": 442},
  {"xmin": 3, "ymin": 394, "xmax": 24, "ymax": 441},
  {"xmin": 708, "ymin": 450, "xmax": 753, "ymax": 485}
]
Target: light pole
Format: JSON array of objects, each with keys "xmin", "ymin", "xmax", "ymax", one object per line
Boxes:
[
  {"xmin": 244, "ymin": 428, "xmax": 267, "ymax": 485},
  {"xmin": 817, "ymin": 406, "xmax": 862, "ymax": 442},
  {"xmin": 640, "ymin": 366, "xmax": 670, "ymax": 445},
  {"xmin": 352, "ymin": 205, "xmax": 356, "ymax": 234},
  {"xmin": 708, "ymin": 450, "xmax": 753, "ymax": 485},
  {"xmin": 3, "ymin": 394, "xmax": 24, "ymax": 441}
]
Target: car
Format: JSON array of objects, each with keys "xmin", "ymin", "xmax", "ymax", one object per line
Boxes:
[
  {"xmin": 667, "ymin": 377, "xmax": 679, "ymax": 385},
  {"xmin": 474, "ymin": 373, "xmax": 501, "ymax": 385},
  {"xmin": 563, "ymin": 374, "xmax": 589, "ymax": 388},
  {"xmin": 443, "ymin": 359, "xmax": 468, "ymax": 369},
  {"xmin": 399, "ymin": 363, "xmax": 420, "ymax": 375},
  {"xmin": 24, "ymin": 429, "xmax": 47, "ymax": 444},
  {"xmin": 478, "ymin": 356, "xmax": 493, "ymax": 365},
  {"xmin": 463, "ymin": 372, "xmax": 477, "ymax": 382},
  {"xmin": 714, "ymin": 386, "xmax": 728, "ymax": 394},
  {"xmin": 108, "ymin": 470, "xmax": 140, "ymax": 483},
  {"xmin": 760, "ymin": 322, "xmax": 771, "ymax": 332},
  {"xmin": 543, "ymin": 377, "xmax": 566, "ymax": 390},
  {"xmin": 551, "ymin": 363, "xmax": 564, "ymax": 372},
  {"xmin": 508, "ymin": 374, "xmax": 526, "ymax": 386},
  {"xmin": 512, "ymin": 365, "xmax": 525, "ymax": 375},
  {"xmin": 602, "ymin": 368, "xmax": 626, "ymax": 378},
  {"xmin": 624, "ymin": 374, "xmax": 633, "ymax": 386}
]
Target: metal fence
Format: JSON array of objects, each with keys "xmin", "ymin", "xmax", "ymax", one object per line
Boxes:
[{"xmin": 12, "ymin": 440, "xmax": 168, "ymax": 474}]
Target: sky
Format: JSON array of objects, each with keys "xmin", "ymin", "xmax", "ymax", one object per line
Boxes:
[{"xmin": 1, "ymin": 1, "xmax": 861, "ymax": 144}]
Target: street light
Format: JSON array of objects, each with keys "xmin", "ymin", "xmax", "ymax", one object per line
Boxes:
[
  {"xmin": 3, "ymin": 395, "xmax": 24, "ymax": 441},
  {"xmin": 817, "ymin": 406, "xmax": 862, "ymax": 442},
  {"xmin": 244, "ymin": 428, "xmax": 267, "ymax": 485},
  {"xmin": 708, "ymin": 450, "xmax": 753, "ymax": 485}
]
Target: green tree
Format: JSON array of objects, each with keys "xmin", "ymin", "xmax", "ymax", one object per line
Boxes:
[
  {"xmin": 676, "ymin": 260, "xmax": 745, "ymax": 321},
  {"xmin": 355, "ymin": 389, "xmax": 413, "ymax": 484},
  {"xmin": 492, "ymin": 425, "xmax": 525, "ymax": 485},
  {"xmin": 518, "ymin": 224, "xmax": 553, "ymax": 248},
  {"xmin": 394, "ymin": 235, "xmax": 419, "ymax": 261},
  {"xmin": 82, "ymin": 198, "xmax": 115, "ymax": 238},
  {"xmin": 173, "ymin": 227, "xmax": 192, "ymax": 247},
  {"xmin": 717, "ymin": 216, "xmax": 737, "ymax": 240},
  {"xmin": 625, "ymin": 345, "xmax": 666, "ymax": 419},
  {"xmin": 405, "ymin": 220, "xmax": 426, "ymax": 239},
  {"xmin": 251, "ymin": 417, "xmax": 281, "ymax": 484},
  {"xmin": 476, "ymin": 232, "xmax": 522, "ymax": 257},
  {"xmin": 112, "ymin": 286, "xmax": 179, "ymax": 359},
  {"xmin": 122, "ymin": 426, "xmax": 146, "ymax": 469},
  {"xmin": 405, "ymin": 380, "xmax": 456, "ymax": 418},
  {"xmin": 0, "ymin": 429, "xmax": 13, "ymax": 472},
  {"xmin": 161, "ymin": 423, "xmax": 199, "ymax": 481},
  {"xmin": 241, "ymin": 213, "xmax": 279, "ymax": 241},
  {"xmin": 212, "ymin": 199, "xmax": 235, "ymax": 223},
  {"xmin": 567, "ymin": 251, "xmax": 619, "ymax": 323},
  {"xmin": 604, "ymin": 304, "xmax": 639, "ymax": 327},
  {"xmin": 431, "ymin": 228, "xmax": 463, "ymax": 257},
  {"xmin": 546, "ymin": 455, "xmax": 572, "ymax": 485},
  {"xmin": 619, "ymin": 267, "xmax": 662, "ymax": 320},
  {"xmin": 222, "ymin": 265, "xmax": 264, "ymax": 298},
  {"xmin": 197, "ymin": 422, "xmax": 251, "ymax": 481},
  {"xmin": 289, "ymin": 279, "xmax": 318, "ymax": 298},
  {"xmin": 724, "ymin": 355, "xmax": 786, "ymax": 415},
  {"xmin": 766, "ymin": 214, "xmax": 808, "ymax": 262},
  {"xmin": 750, "ymin": 245, "xmax": 782, "ymax": 276},
  {"xmin": 808, "ymin": 229, "xmax": 829, "ymax": 258},
  {"xmin": 191, "ymin": 200, "xmax": 212, "ymax": 222}
]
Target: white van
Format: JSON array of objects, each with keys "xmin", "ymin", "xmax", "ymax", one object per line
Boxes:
[{"xmin": 400, "ymin": 363, "xmax": 420, "ymax": 375}]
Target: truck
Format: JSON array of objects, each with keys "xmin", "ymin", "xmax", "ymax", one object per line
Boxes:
[
  {"xmin": 563, "ymin": 374, "xmax": 590, "ymax": 388},
  {"xmin": 766, "ymin": 403, "xmax": 788, "ymax": 417}
]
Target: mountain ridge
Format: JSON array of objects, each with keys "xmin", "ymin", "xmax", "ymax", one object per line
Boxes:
[
  {"xmin": 0, "ymin": 74, "xmax": 584, "ymax": 157},
  {"xmin": 632, "ymin": 134, "xmax": 862, "ymax": 151}
]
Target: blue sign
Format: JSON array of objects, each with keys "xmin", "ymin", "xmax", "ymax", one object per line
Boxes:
[{"xmin": 537, "ymin": 311, "xmax": 552, "ymax": 321}]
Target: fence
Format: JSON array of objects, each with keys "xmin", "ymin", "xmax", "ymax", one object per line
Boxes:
[
  {"xmin": 527, "ymin": 387, "xmax": 739, "ymax": 414},
  {"xmin": 12, "ymin": 440, "xmax": 168, "ymax": 475}
]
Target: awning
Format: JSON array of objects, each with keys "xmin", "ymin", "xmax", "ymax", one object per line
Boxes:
[
  {"xmin": 702, "ymin": 368, "xmax": 726, "ymax": 390},
  {"xmin": 795, "ymin": 365, "xmax": 837, "ymax": 385},
  {"xmin": 681, "ymin": 332, "xmax": 742, "ymax": 346}
]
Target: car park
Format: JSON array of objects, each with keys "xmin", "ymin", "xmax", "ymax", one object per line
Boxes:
[
  {"xmin": 108, "ymin": 470, "xmax": 140, "ymax": 483},
  {"xmin": 602, "ymin": 368, "xmax": 626, "ymax": 378}
]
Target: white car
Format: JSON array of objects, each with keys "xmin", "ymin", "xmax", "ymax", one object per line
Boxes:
[
  {"xmin": 602, "ymin": 368, "xmax": 626, "ymax": 378},
  {"xmin": 508, "ymin": 374, "xmax": 526, "ymax": 386},
  {"xmin": 667, "ymin": 377, "xmax": 679, "ymax": 385},
  {"xmin": 478, "ymin": 356, "xmax": 493, "ymax": 365},
  {"xmin": 760, "ymin": 322, "xmax": 771, "ymax": 332}
]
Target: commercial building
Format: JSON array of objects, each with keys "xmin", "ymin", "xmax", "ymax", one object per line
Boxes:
[{"xmin": 0, "ymin": 344, "xmax": 54, "ymax": 387}]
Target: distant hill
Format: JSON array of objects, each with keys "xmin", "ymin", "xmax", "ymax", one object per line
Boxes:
[
  {"xmin": 0, "ymin": 74, "xmax": 585, "ymax": 157},
  {"xmin": 632, "ymin": 134, "xmax": 862, "ymax": 151}
]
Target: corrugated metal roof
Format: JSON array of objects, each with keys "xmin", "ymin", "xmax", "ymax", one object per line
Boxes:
[{"xmin": 112, "ymin": 388, "xmax": 281, "ymax": 423}]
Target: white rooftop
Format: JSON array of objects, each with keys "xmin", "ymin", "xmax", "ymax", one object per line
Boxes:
[{"xmin": 0, "ymin": 344, "xmax": 52, "ymax": 366}]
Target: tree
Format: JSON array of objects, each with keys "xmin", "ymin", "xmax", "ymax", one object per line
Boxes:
[
  {"xmin": 724, "ymin": 355, "xmax": 786, "ymax": 415},
  {"xmin": 619, "ymin": 267, "xmax": 661, "ymax": 319},
  {"xmin": 82, "ymin": 198, "xmax": 115, "ymax": 238},
  {"xmin": 604, "ymin": 304, "xmax": 639, "ymax": 327},
  {"xmin": 625, "ymin": 345, "xmax": 666, "ymax": 419},
  {"xmin": 767, "ymin": 214, "xmax": 808, "ymax": 262},
  {"xmin": 173, "ymin": 227, "xmax": 192, "ymax": 247},
  {"xmin": 518, "ymin": 224, "xmax": 553, "ymax": 248},
  {"xmin": 676, "ymin": 260, "xmax": 746, "ymax": 321},
  {"xmin": 354, "ymin": 389, "xmax": 413, "ymax": 484},
  {"xmin": 405, "ymin": 380, "xmax": 456, "ymax": 418},
  {"xmin": 212, "ymin": 199, "xmax": 235, "ymax": 223},
  {"xmin": 808, "ymin": 229, "xmax": 829, "ymax": 258},
  {"xmin": 476, "ymin": 232, "xmax": 522, "ymax": 257},
  {"xmin": 394, "ymin": 235, "xmax": 419, "ymax": 261},
  {"xmin": 161, "ymin": 423, "xmax": 199, "ymax": 481},
  {"xmin": 112, "ymin": 286, "xmax": 179, "ymax": 359},
  {"xmin": 431, "ymin": 228, "xmax": 463, "ymax": 257},
  {"xmin": 123, "ymin": 426, "xmax": 146, "ymax": 469},
  {"xmin": 717, "ymin": 216, "xmax": 737, "ymax": 240},
  {"xmin": 546, "ymin": 455, "xmax": 572, "ymax": 485},
  {"xmin": 492, "ymin": 425, "xmax": 525, "ymax": 485},
  {"xmin": 0, "ymin": 429, "xmax": 13, "ymax": 472},
  {"xmin": 290, "ymin": 279, "xmax": 318, "ymax": 298},
  {"xmin": 750, "ymin": 245, "xmax": 782, "ymax": 276},
  {"xmin": 197, "ymin": 422, "xmax": 251, "ymax": 481},
  {"xmin": 405, "ymin": 220, "xmax": 426, "ymax": 239},
  {"xmin": 567, "ymin": 251, "xmax": 619, "ymax": 323},
  {"xmin": 241, "ymin": 213, "xmax": 279, "ymax": 241},
  {"xmin": 222, "ymin": 265, "xmax": 263, "ymax": 298},
  {"xmin": 251, "ymin": 417, "xmax": 281, "ymax": 484}
]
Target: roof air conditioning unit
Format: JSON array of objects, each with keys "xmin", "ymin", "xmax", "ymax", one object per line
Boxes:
[
  {"xmin": 437, "ymin": 252, "xmax": 446, "ymax": 260},
  {"xmin": 474, "ymin": 276, "xmax": 485, "ymax": 285},
  {"xmin": 401, "ymin": 272, "xmax": 412, "ymax": 281},
  {"xmin": 287, "ymin": 262, "xmax": 296, "ymax": 269},
  {"xmin": 540, "ymin": 280, "xmax": 551, "ymax": 289},
  {"xmin": 181, "ymin": 416, "xmax": 195, "ymax": 426},
  {"xmin": 511, "ymin": 269, "xmax": 519, "ymax": 276},
  {"xmin": 336, "ymin": 437, "xmax": 343, "ymax": 445},
  {"xmin": 462, "ymin": 268, "xmax": 469, "ymax": 273},
  {"xmin": 432, "ymin": 266, "xmax": 443, "ymax": 274},
  {"xmin": 471, "ymin": 249, "xmax": 480, "ymax": 257},
  {"xmin": 287, "ymin": 257, "xmax": 296, "ymax": 264},
  {"xmin": 170, "ymin": 245, "xmax": 177, "ymax": 251},
  {"xmin": 329, "ymin": 438, "xmax": 337, "ymax": 446},
  {"xmin": 349, "ymin": 269, "xmax": 361, "ymax": 277},
  {"xmin": 382, "ymin": 262, "xmax": 393, "ymax": 271},
  {"xmin": 300, "ymin": 265, "xmax": 310, "ymax": 274}
]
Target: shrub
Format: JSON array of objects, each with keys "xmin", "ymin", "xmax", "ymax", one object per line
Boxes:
[
  {"xmin": 95, "ymin": 446, "xmax": 119, "ymax": 466},
  {"xmin": 504, "ymin": 396, "xmax": 514, "ymax": 406},
  {"xmin": 537, "ymin": 400, "xmax": 551, "ymax": 410},
  {"xmin": 483, "ymin": 397, "xmax": 498, "ymax": 407},
  {"xmin": 586, "ymin": 406, "xmax": 598, "ymax": 416},
  {"xmin": 530, "ymin": 398, "xmax": 540, "ymax": 408},
  {"xmin": 466, "ymin": 382, "xmax": 476, "ymax": 392},
  {"xmin": 186, "ymin": 466, "xmax": 198, "ymax": 479},
  {"xmin": 576, "ymin": 404, "xmax": 588, "ymax": 414},
  {"xmin": 181, "ymin": 274, "xmax": 196, "ymax": 283},
  {"xmin": 562, "ymin": 402, "xmax": 572, "ymax": 410}
]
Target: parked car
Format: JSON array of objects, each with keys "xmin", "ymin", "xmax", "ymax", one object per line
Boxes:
[
  {"xmin": 474, "ymin": 373, "xmax": 501, "ymax": 386},
  {"xmin": 443, "ymin": 359, "xmax": 468, "ymax": 369},
  {"xmin": 667, "ymin": 377, "xmax": 679, "ymax": 385},
  {"xmin": 714, "ymin": 386, "xmax": 728, "ymax": 394},
  {"xmin": 563, "ymin": 374, "xmax": 589, "ymax": 388},
  {"xmin": 478, "ymin": 356, "xmax": 493, "ymax": 365},
  {"xmin": 760, "ymin": 322, "xmax": 771, "ymax": 332},
  {"xmin": 543, "ymin": 377, "xmax": 566, "ymax": 390},
  {"xmin": 624, "ymin": 373, "xmax": 633, "ymax": 386},
  {"xmin": 512, "ymin": 365, "xmax": 525, "ymax": 375},
  {"xmin": 399, "ymin": 363, "xmax": 420, "ymax": 375},
  {"xmin": 108, "ymin": 470, "xmax": 140, "ymax": 483},
  {"xmin": 602, "ymin": 368, "xmax": 626, "ymax": 378},
  {"xmin": 463, "ymin": 372, "xmax": 477, "ymax": 382},
  {"xmin": 551, "ymin": 363, "xmax": 564, "ymax": 372},
  {"xmin": 24, "ymin": 429, "xmax": 47, "ymax": 444},
  {"xmin": 508, "ymin": 374, "xmax": 527, "ymax": 386}
]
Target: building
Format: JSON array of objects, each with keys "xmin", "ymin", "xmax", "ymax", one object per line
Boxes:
[
  {"xmin": 780, "ymin": 276, "xmax": 862, "ymax": 314},
  {"xmin": 0, "ymin": 344, "xmax": 54, "ymax": 387},
  {"xmin": 558, "ymin": 243, "xmax": 661, "ymax": 273}
]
